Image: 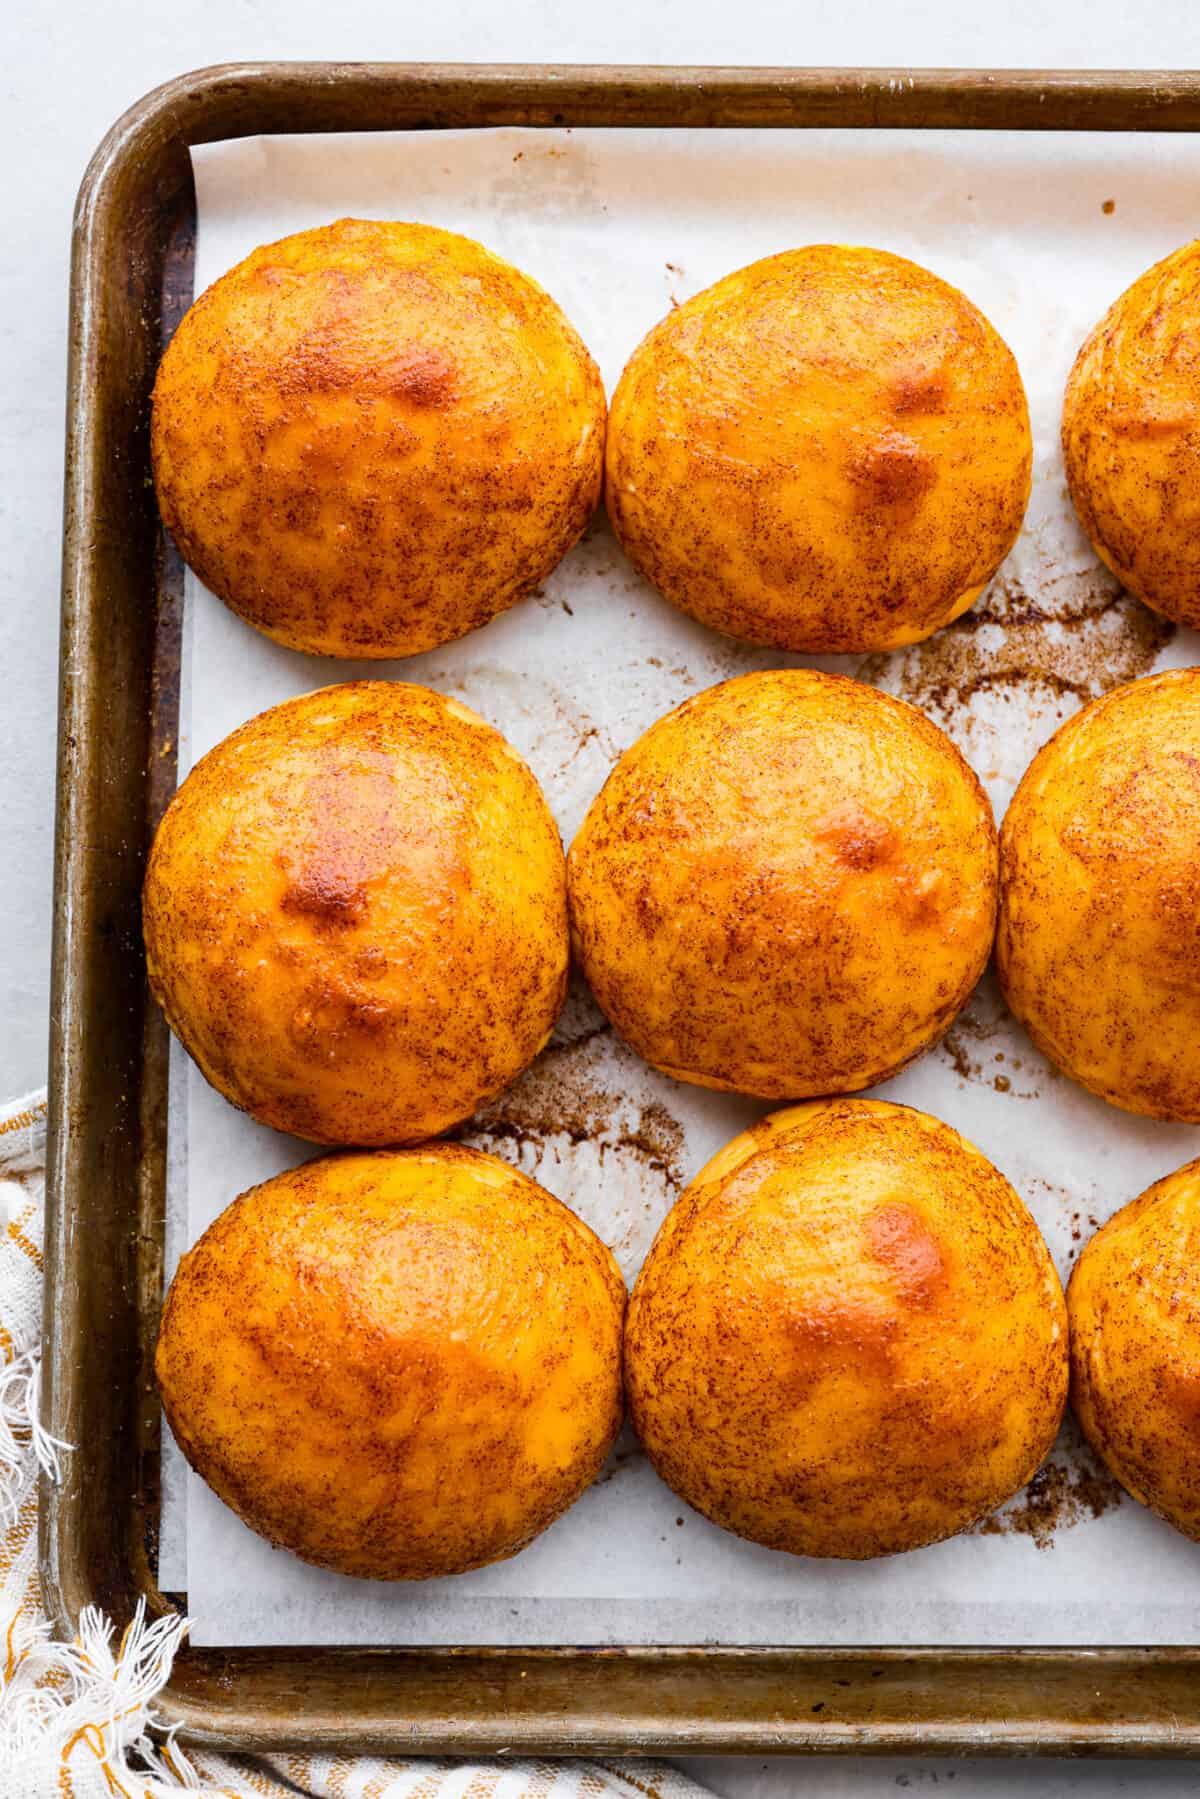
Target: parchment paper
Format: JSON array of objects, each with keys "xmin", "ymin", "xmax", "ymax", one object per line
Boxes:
[{"xmin": 163, "ymin": 124, "xmax": 1200, "ymax": 1647}]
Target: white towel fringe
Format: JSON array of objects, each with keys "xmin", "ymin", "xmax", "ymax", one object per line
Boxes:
[
  {"xmin": 0, "ymin": 1595, "xmax": 199, "ymax": 1793},
  {"xmin": 0, "ymin": 1347, "xmax": 69, "ymax": 1527},
  {"xmin": 0, "ymin": 1345, "xmax": 198, "ymax": 1792}
]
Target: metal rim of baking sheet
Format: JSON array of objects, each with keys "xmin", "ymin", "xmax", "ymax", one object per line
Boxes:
[{"xmin": 45, "ymin": 61, "xmax": 1200, "ymax": 1756}]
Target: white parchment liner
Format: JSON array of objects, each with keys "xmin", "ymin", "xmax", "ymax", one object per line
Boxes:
[{"xmin": 162, "ymin": 125, "xmax": 1200, "ymax": 1646}]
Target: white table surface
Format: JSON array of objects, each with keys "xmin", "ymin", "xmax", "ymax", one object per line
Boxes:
[{"xmin": 6, "ymin": 2, "xmax": 1199, "ymax": 1791}]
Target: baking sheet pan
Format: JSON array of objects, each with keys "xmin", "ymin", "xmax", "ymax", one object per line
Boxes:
[
  {"xmin": 47, "ymin": 64, "xmax": 1200, "ymax": 1753},
  {"xmin": 168, "ymin": 122, "xmax": 1200, "ymax": 1648}
]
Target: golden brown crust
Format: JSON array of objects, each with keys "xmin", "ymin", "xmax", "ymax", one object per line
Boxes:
[
  {"xmin": 997, "ymin": 668, "xmax": 1200, "ymax": 1121},
  {"xmin": 151, "ymin": 218, "xmax": 606, "ymax": 658},
  {"xmin": 156, "ymin": 1145, "xmax": 626, "ymax": 1579},
  {"xmin": 625, "ymin": 1099, "xmax": 1068, "ymax": 1559},
  {"xmin": 566, "ymin": 669, "xmax": 997, "ymax": 1099},
  {"xmin": 1068, "ymin": 1160, "xmax": 1200, "ymax": 1540},
  {"xmin": 606, "ymin": 245, "xmax": 1031, "ymax": 653},
  {"xmin": 143, "ymin": 680, "xmax": 568, "ymax": 1145},
  {"xmin": 1063, "ymin": 240, "xmax": 1200, "ymax": 628}
]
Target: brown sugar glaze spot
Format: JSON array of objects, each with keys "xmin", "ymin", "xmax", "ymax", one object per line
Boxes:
[
  {"xmin": 812, "ymin": 804, "xmax": 896, "ymax": 871},
  {"xmin": 866, "ymin": 1203, "xmax": 947, "ymax": 1307},
  {"xmin": 847, "ymin": 429, "xmax": 937, "ymax": 509}
]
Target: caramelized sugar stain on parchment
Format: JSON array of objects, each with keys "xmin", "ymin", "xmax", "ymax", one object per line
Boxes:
[
  {"xmin": 456, "ymin": 975, "xmax": 689, "ymax": 1286},
  {"xmin": 938, "ymin": 970, "xmax": 1046, "ymax": 1102},
  {"xmin": 861, "ymin": 566, "xmax": 1174, "ymax": 794},
  {"xmin": 852, "ymin": 416, "xmax": 1190, "ymax": 786},
  {"xmin": 975, "ymin": 1414, "xmax": 1124, "ymax": 1550}
]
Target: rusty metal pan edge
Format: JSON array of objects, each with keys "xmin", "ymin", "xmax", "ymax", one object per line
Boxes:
[
  {"xmin": 153, "ymin": 1642, "xmax": 1200, "ymax": 1757},
  {"xmin": 43, "ymin": 60, "xmax": 1200, "ymax": 1756},
  {"xmin": 51, "ymin": 62, "xmax": 1200, "ymax": 176}
]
